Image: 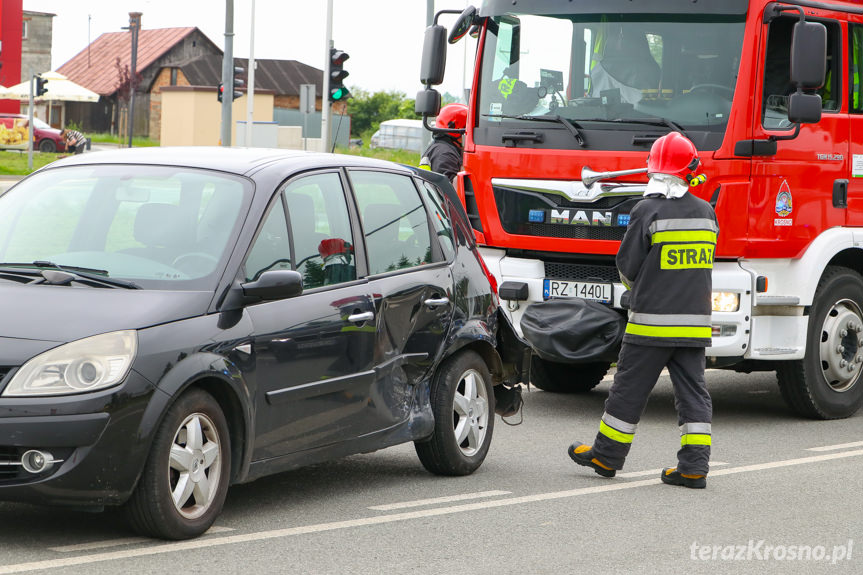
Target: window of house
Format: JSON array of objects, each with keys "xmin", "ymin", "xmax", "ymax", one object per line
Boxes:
[{"xmin": 170, "ymin": 68, "xmax": 178, "ymax": 86}]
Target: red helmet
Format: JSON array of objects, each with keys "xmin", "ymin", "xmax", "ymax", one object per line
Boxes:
[
  {"xmin": 436, "ymin": 103, "xmax": 468, "ymax": 138},
  {"xmin": 646, "ymin": 132, "xmax": 700, "ymax": 180}
]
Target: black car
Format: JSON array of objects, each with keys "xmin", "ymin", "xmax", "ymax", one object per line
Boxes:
[{"xmin": 0, "ymin": 147, "xmax": 509, "ymax": 540}]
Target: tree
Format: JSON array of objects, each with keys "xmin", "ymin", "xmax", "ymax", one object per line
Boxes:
[
  {"xmin": 114, "ymin": 57, "xmax": 142, "ymax": 136},
  {"xmin": 347, "ymin": 88, "xmax": 417, "ymax": 137}
]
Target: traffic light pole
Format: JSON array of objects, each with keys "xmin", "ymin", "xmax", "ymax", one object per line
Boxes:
[
  {"xmin": 321, "ymin": 0, "xmax": 333, "ymax": 153},
  {"xmin": 220, "ymin": 0, "xmax": 235, "ymax": 146},
  {"xmin": 27, "ymin": 71, "xmax": 34, "ymax": 172}
]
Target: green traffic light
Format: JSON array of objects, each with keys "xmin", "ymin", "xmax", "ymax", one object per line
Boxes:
[{"xmin": 332, "ymin": 88, "xmax": 346, "ymax": 101}]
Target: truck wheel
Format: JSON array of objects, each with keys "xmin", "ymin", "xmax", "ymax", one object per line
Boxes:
[
  {"xmin": 777, "ymin": 266, "xmax": 863, "ymax": 419},
  {"xmin": 124, "ymin": 389, "xmax": 231, "ymax": 539},
  {"xmin": 530, "ymin": 356, "xmax": 610, "ymax": 393},
  {"xmin": 415, "ymin": 350, "xmax": 494, "ymax": 476}
]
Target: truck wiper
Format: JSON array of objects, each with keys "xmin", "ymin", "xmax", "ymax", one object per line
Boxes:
[
  {"xmin": 31, "ymin": 261, "xmax": 142, "ymax": 289},
  {"xmin": 588, "ymin": 117, "xmax": 688, "ymax": 138},
  {"xmin": 484, "ymin": 113, "xmax": 586, "ymax": 147}
]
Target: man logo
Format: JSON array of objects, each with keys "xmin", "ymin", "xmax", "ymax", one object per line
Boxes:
[{"xmin": 549, "ymin": 209, "xmax": 613, "ymax": 226}]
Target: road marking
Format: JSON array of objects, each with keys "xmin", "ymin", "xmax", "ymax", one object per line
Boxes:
[
  {"xmin": 368, "ymin": 490, "xmax": 511, "ymax": 511},
  {"xmin": 617, "ymin": 461, "xmax": 728, "ymax": 478},
  {"xmin": 48, "ymin": 526, "xmax": 234, "ymax": 553},
  {"xmin": 2, "ymin": 449, "xmax": 862, "ymax": 574},
  {"xmin": 805, "ymin": 440, "xmax": 863, "ymax": 452}
]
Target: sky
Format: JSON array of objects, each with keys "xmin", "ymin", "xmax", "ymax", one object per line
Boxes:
[{"xmin": 23, "ymin": 0, "xmax": 476, "ymax": 99}]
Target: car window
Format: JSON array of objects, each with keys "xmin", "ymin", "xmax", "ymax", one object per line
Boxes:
[
  {"xmin": 244, "ymin": 197, "xmax": 291, "ymax": 282},
  {"xmin": 349, "ymin": 171, "xmax": 434, "ymax": 275},
  {"xmin": 418, "ymin": 180, "xmax": 456, "ymax": 261},
  {"xmin": 283, "ymin": 173, "xmax": 356, "ymax": 288},
  {"xmin": 0, "ymin": 166, "xmax": 248, "ymax": 286}
]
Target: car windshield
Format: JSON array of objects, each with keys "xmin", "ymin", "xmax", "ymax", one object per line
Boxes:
[
  {"xmin": 0, "ymin": 165, "xmax": 250, "ymax": 290},
  {"xmin": 32, "ymin": 117, "xmax": 51, "ymax": 130},
  {"xmin": 477, "ymin": 11, "xmax": 745, "ymax": 148}
]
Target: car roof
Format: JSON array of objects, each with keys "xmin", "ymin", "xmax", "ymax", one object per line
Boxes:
[{"xmin": 43, "ymin": 146, "xmax": 416, "ymax": 178}]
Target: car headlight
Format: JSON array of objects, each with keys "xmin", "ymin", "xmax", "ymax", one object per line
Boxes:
[
  {"xmin": 712, "ymin": 292, "xmax": 740, "ymax": 313},
  {"xmin": 3, "ymin": 330, "xmax": 137, "ymax": 397}
]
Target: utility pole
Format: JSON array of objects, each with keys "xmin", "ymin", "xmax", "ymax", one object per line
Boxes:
[
  {"xmin": 220, "ymin": 0, "xmax": 235, "ymax": 146},
  {"xmin": 27, "ymin": 71, "xmax": 34, "ymax": 172},
  {"xmin": 127, "ymin": 12, "xmax": 142, "ymax": 148},
  {"xmin": 422, "ymin": 0, "xmax": 434, "ymax": 152},
  {"xmin": 321, "ymin": 0, "xmax": 333, "ymax": 152},
  {"xmin": 245, "ymin": 0, "xmax": 256, "ymax": 147}
]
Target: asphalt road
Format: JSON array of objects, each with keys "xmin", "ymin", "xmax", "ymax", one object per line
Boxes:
[{"xmin": 0, "ymin": 369, "xmax": 861, "ymax": 574}]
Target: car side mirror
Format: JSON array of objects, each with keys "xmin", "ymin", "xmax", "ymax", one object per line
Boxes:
[{"xmin": 242, "ymin": 270, "xmax": 303, "ymax": 301}]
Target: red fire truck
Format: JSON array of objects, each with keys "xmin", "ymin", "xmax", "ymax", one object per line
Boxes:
[{"xmin": 417, "ymin": 0, "xmax": 863, "ymax": 419}]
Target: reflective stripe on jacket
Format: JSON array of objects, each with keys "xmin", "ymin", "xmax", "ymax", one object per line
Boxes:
[{"xmin": 616, "ymin": 193, "xmax": 718, "ymax": 347}]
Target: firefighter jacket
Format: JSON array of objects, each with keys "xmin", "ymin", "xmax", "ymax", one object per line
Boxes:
[
  {"xmin": 616, "ymin": 192, "xmax": 718, "ymax": 347},
  {"xmin": 420, "ymin": 134, "xmax": 463, "ymax": 181}
]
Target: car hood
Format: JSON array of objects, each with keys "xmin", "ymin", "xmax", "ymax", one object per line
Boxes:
[{"xmin": 0, "ymin": 285, "xmax": 213, "ymax": 344}]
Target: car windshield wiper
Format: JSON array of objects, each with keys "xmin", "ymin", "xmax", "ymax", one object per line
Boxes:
[
  {"xmin": 4, "ymin": 261, "xmax": 143, "ymax": 289},
  {"xmin": 483, "ymin": 113, "xmax": 586, "ymax": 147}
]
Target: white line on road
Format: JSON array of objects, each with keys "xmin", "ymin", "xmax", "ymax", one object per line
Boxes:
[
  {"xmin": 805, "ymin": 440, "xmax": 863, "ymax": 452},
  {"xmin": 617, "ymin": 461, "xmax": 728, "ymax": 479},
  {"xmin": 48, "ymin": 526, "xmax": 234, "ymax": 553},
  {"xmin": 368, "ymin": 490, "xmax": 511, "ymax": 511},
  {"xmin": 3, "ymin": 449, "xmax": 862, "ymax": 574}
]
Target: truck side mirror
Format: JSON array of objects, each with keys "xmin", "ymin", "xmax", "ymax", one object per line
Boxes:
[
  {"xmin": 788, "ymin": 92, "xmax": 822, "ymax": 124},
  {"xmin": 415, "ymin": 88, "xmax": 442, "ymax": 117},
  {"xmin": 420, "ymin": 25, "xmax": 448, "ymax": 86},
  {"xmin": 449, "ymin": 6, "xmax": 478, "ymax": 44},
  {"xmin": 790, "ymin": 21, "xmax": 827, "ymax": 90}
]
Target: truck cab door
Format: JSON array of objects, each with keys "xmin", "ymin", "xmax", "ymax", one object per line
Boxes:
[
  {"xmin": 752, "ymin": 15, "xmax": 847, "ymax": 244},
  {"xmin": 847, "ymin": 23, "xmax": 863, "ymax": 225}
]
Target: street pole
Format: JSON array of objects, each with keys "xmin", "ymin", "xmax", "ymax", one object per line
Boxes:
[
  {"xmin": 220, "ymin": 0, "xmax": 235, "ymax": 146},
  {"xmin": 27, "ymin": 71, "xmax": 34, "ymax": 172},
  {"xmin": 422, "ymin": 0, "xmax": 435, "ymax": 153},
  {"xmin": 321, "ymin": 0, "xmax": 333, "ymax": 153},
  {"xmin": 245, "ymin": 0, "xmax": 256, "ymax": 147},
  {"xmin": 128, "ymin": 12, "xmax": 141, "ymax": 148}
]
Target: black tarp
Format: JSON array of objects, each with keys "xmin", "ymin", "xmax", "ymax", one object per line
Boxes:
[{"xmin": 520, "ymin": 299, "xmax": 625, "ymax": 363}]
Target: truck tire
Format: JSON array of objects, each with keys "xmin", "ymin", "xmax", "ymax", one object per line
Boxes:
[
  {"xmin": 530, "ymin": 356, "xmax": 610, "ymax": 393},
  {"xmin": 776, "ymin": 266, "xmax": 863, "ymax": 419}
]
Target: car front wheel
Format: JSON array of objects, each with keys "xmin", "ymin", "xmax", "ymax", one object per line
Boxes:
[
  {"xmin": 124, "ymin": 389, "xmax": 231, "ymax": 539},
  {"xmin": 38, "ymin": 139, "xmax": 56, "ymax": 153},
  {"xmin": 415, "ymin": 350, "xmax": 494, "ymax": 476}
]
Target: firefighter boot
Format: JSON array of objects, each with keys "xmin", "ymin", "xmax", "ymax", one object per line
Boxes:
[
  {"xmin": 568, "ymin": 442, "xmax": 616, "ymax": 478},
  {"xmin": 660, "ymin": 467, "xmax": 706, "ymax": 489}
]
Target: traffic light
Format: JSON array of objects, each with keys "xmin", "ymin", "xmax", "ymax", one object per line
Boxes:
[
  {"xmin": 329, "ymin": 48, "xmax": 350, "ymax": 102},
  {"xmin": 232, "ymin": 66, "xmax": 245, "ymax": 101},
  {"xmin": 35, "ymin": 75, "xmax": 49, "ymax": 97},
  {"xmin": 217, "ymin": 82, "xmax": 224, "ymax": 102}
]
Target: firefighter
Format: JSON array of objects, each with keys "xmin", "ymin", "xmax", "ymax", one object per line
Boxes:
[
  {"xmin": 419, "ymin": 103, "xmax": 467, "ymax": 182},
  {"xmin": 568, "ymin": 131, "xmax": 718, "ymax": 489}
]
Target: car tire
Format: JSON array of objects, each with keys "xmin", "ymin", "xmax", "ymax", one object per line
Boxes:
[
  {"xmin": 776, "ymin": 266, "xmax": 863, "ymax": 419},
  {"xmin": 415, "ymin": 350, "xmax": 494, "ymax": 476},
  {"xmin": 124, "ymin": 389, "xmax": 231, "ymax": 540},
  {"xmin": 38, "ymin": 139, "xmax": 56, "ymax": 153},
  {"xmin": 530, "ymin": 355, "xmax": 610, "ymax": 393}
]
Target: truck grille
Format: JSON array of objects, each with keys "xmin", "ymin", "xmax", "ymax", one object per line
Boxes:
[
  {"xmin": 523, "ymin": 224, "xmax": 627, "ymax": 241},
  {"xmin": 545, "ymin": 261, "xmax": 621, "ymax": 283}
]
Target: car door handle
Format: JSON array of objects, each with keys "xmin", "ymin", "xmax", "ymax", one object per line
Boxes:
[
  {"xmin": 424, "ymin": 297, "xmax": 450, "ymax": 308},
  {"xmin": 347, "ymin": 311, "xmax": 374, "ymax": 323}
]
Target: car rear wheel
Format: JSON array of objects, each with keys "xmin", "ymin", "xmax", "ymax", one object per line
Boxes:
[
  {"xmin": 777, "ymin": 266, "xmax": 863, "ymax": 419},
  {"xmin": 530, "ymin": 355, "xmax": 610, "ymax": 393},
  {"xmin": 124, "ymin": 389, "xmax": 231, "ymax": 539},
  {"xmin": 415, "ymin": 350, "xmax": 494, "ymax": 476},
  {"xmin": 38, "ymin": 139, "xmax": 56, "ymax": 153}
]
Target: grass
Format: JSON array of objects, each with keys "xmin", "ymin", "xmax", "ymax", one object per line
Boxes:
[
  {"xmin": 334, "ymin": 145, "xmax": 420, "ymax": 167},
  {"xmin": 88, "ymin": 132, "xmax": 160, "ymax": 147},
  {"xmin": 0, "ymin": 151, "xmax": 63, "ymax": 175}
]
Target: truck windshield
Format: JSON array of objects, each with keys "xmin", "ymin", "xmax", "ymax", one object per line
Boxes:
[{"xmin": 477, "ymin": 12, "xmax": 745, "ymax": 150}]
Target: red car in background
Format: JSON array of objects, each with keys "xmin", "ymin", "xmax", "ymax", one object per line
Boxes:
[{"xmin": 0, "ymin": 113, "xmax": 66, "ymax": 153}]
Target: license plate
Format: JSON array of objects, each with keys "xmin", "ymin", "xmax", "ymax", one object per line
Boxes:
[{"xmin": 543, "ymin": 279, "xmax": 612, "ymax": 303}]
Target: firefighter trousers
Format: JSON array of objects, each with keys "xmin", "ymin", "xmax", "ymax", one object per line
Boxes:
[{"xmin": 592, "ymin": 343, "xmax": 712, "ymax": 475}]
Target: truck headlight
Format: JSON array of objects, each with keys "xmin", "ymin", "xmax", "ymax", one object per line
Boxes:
[
  {"xmin": 3, "ymin": 331, "xmax": 137, "ymax": 397},
  {"xmin": 712, "ymin": 292, "xmax": 740, "ymax": 313}
]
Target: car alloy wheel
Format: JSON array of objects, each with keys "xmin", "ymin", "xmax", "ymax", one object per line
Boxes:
[{"xmin": 169, "ymin": 412, "xmax": 223, "ymax": 520}]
